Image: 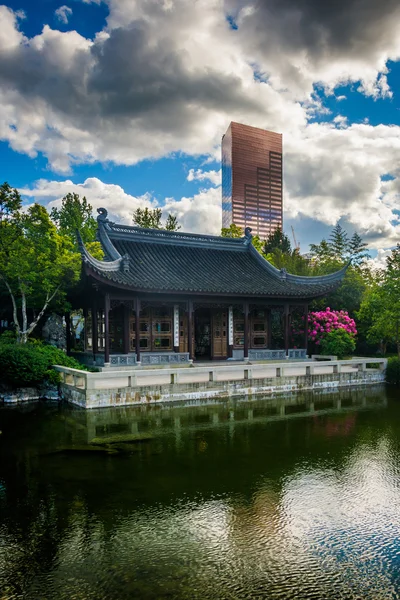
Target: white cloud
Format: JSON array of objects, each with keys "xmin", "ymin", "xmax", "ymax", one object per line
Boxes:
[
  {"xmin": 283, "ymin": 123, "xmax": 400, "ymax": 248},
  {"xmin": 0, "ymin": 0, "xmax": 400, "ymax": 250},
  {"xmin": 55, "ymin": 5, "xmax": 73, "ymax": 24},
  {"xmin": 19, "ymin": 177, "xmax": 154, "ymax": 224},
  {"xmin": 368, "ymin": 248, "xmax": 394, "ymax": 270},
  {"xmin": 19, "ymin": 176, "xmax": 222, "ymax": 235},
  {"xmin": 187, "ymin": 168, "xmax": 221, "ymax": 186}
]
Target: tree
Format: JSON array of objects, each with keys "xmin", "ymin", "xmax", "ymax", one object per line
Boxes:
[
  {"xmin": 313, "ymin": 267, "xmax": 368, "ymax": 317},
  {"xmin": 357, "ymin": 285, "xmax": 392, "ymax": 355},
  {"xmin": 349, "ymin": 232, "xmax": 369, "ymax": 266},
  {"xmin": 221, "ymin": 223, "xmax": 243, "ymax": 238},
  {"xmin": 133, "ymin": 207, "xmax": 180, "ymax": 230},
  {"xmin": 328, "ymin": 223, "xmax": 349, "ymax": 261},
  {"xmin": 309, "ymin": 239, "xmax": 334, "ymax": 265},
  {"xmin": 264, "ymin": 227, "xmax": 291, "ymax": 254},
  {"xmin": 221, "ymin": 224, "xmax": 264, "ymax": 254},
  {"xmin": 50, "ymin": 193, "xmax": 97, "ymax": 246},
  {"xmin": 0, "ymin": 185, "xmax": 80, "ymax": 343},
  {"xmin": 165, "ymin": 214, "xmax": 181, "ymax": 231},
  {"xmin": 357, "ymin": 246, "xmax": 400, "ymax": 357}
]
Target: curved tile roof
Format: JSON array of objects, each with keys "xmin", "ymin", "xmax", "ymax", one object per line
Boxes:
[{"xmin": 80, "ymin": 208, "xmax": 349, "ymax": 298}]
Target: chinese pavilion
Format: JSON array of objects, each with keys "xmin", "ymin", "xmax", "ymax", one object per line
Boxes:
[{"xmin": 75, "ymin": 208, "xmax": 348, "ymax": 367}]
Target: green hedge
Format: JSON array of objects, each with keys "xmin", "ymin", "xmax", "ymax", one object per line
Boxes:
[
  {"xmin": 386, "ymin": 357, "xmax": 400, "ymax": 386},
  {"xmin": 0, "ymin": 340, "xmax": 86, "ymax": 387}
]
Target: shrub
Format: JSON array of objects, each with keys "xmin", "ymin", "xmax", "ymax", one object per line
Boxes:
[
  {"xmin": 320, "ymin": 329, "xmax": 356, "ymax": 359},
  {"xmin": 0, "ymin": 330, "xmax": 16, "ymax": 344},
  {"xmin": 0, "ymin": 344, "xmax": 50, "ymax": 386},
  {"xmin": 386, "ymin": 357, "xmax": 400, "ymax": 386},
  {"xmin": 0, "ymin": 341, "xmax": 86, "ymax": 387}
]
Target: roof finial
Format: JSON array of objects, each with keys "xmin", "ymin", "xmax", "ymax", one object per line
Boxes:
[
  {"xmin": 121, "ymin": 253, "xmax": 130, "ymax": 273},
  {"xmin": 97, "ymin": 207, "xmax": 108, "ymax": 223},
  {"xmin": 244, "ymin": 227, "xmax": 253, "ymax": 239}
]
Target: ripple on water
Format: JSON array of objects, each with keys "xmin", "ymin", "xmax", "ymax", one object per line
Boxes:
[{"xmin": 1, "ymin": 388, "xmax": 400, "ymax": 599}]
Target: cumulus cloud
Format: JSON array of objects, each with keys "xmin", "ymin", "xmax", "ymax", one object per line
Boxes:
[
  {"xmin": 55, "ymin": 5, "xmax": 73, "ymax": 24},
  {"xmin": 283, "ymin": 123, "xmax": 400, "ymax": 247},
  {"xmin": 1, "ymin": 0, "xmax": 400, "ymax": 249},
  {"xmin": 19, "ymin": 177, "xmax": 222, "ymax": 235},
  {"xmin": 19, "ymin": 177, "xmax": 154, "ymax": 223},
  {"xmin": 228, "ymin": 0, "xmax": 400, "ymax": 98},
  {"xmin": 187, "ymin": 168, "xmax": 221, "ymax": 186},
  {"xmin": 0, "ymin": 2, "xmax": 305, "ymax": 174}
]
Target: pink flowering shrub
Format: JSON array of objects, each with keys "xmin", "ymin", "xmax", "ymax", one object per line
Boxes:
[{"xmin": 306, "ymin": 308, "xmax": 357, "ymax": 344}]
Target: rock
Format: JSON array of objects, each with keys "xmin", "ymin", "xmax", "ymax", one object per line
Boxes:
[{"xmin": 42, "ymin": 313, "xmax": 66, "ymax": 349}]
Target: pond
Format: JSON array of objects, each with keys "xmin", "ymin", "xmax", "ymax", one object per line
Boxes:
[{"xmin": 0, "ymin": 386, "xmax": 399, "ymax": 599}]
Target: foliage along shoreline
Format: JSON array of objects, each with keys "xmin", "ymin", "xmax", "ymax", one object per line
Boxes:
[{"xmin": 0, "ymin": 183, "xmax": 399, "ymax": 388}]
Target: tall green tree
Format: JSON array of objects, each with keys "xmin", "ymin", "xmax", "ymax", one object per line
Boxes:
[
  {"xmin": 50, "ymin": 193, "xmax": 102, "ymax": 261},
  {"xmin": 133, "ymin": 207, "xmax": 180, "ymax": 230},
  {"xmin": 50, "ymin": 193, "xmax": 97, "ymax": 246},
  {"xmin": 328, "ymin": 223, "xmax": 349, "ymax": 261},
  {"xmin": 356, "ymin": 246, "xmax": 400, "ymax": 356},
  {"xmin": 0, "ymin": 184, "xmax": 80, "ymax": 343},
  {"xmin": 349, "ymin": 232, "xmax": 369, "ymax": 267},
  {"xmin": 264, "ymin": 227, "xmax": 291, "ymax": 255},
  {"xmin": 309, "ymin": 238, "xmax": 334, "ymax": 266}
]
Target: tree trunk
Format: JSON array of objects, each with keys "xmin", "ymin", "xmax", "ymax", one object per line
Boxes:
[{"xmin": 1, "ymin": 277, "xmax": 61, "ymax": 343}]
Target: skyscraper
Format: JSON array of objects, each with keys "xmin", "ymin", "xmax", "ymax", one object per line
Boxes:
[{"xmin": 222, "ymin": 122, "xmax": 283, "ymax": 239}]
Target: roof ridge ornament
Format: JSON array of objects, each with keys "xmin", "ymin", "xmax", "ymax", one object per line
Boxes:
[
  {"xmin": 280, "ymin": 268, "xmax": 287, "ymax": 280},
  {"xmin": 244, "ymin": 227, "xmax": 253, "ymax": 246},
  {"xmin": 97, "ymin": 207, "xmax": 108, "ymax": 223},
  {"xmin": 121, "ymin": 253, "xmax": 130, "ymax": 273}
]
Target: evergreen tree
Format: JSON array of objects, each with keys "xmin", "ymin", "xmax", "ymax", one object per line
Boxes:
[
  {"xmin": 328, "ymin": 223, "xmax": 349, "ymax": 261},
  {"xmin": 349, "ymin": 232, "xmax": 369, "ymax": 265},
  {"xmin": 263, "ymin": 227, "xmax": 291, "ymax": 254}
]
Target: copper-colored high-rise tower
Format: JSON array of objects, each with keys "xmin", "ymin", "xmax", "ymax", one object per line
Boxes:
[{"xmin": 222, "ymin": 122, "xmax": 283, "ymax": 239}]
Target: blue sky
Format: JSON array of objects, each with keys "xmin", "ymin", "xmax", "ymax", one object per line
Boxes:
[{"xmin": 1, "ymin": 0, "xmax": 400, "ymax": 261}]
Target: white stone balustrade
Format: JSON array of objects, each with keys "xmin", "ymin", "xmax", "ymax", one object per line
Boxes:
[{"xmin": 54, "ymin": 357, "xmax": 387, "ymax": 409}]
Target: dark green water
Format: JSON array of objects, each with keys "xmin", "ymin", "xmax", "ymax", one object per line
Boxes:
[{"xmin": 1, "ymin": 386, "xmax": 400, "ymax": 599}]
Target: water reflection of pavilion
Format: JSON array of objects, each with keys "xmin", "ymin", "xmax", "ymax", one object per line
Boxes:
[{"xmin": 67, "ymin": 386, "xmax": 387, "ymax": 445}]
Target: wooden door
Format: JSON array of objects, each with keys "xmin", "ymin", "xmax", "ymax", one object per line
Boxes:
[
  {"xmin": 212, "ymin": 310, "xmax": 227, "ymax": 358},
  {"xmin": 250, "ymin": 309, "xmax": 268, "ymax": 349}
]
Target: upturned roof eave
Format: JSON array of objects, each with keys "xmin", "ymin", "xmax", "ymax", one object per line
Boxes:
[
  {"xmin": 83, "ymin": 263, "xmax": 343, "ymax": 300},
  {"xmin": 248, "ymin": 244, "xmax": 350, "ymax": 285}
]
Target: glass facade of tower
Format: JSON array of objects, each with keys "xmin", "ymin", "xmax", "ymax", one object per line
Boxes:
[{"xmin": 221, "ymin": 122, "xmax": 283, "ymax": 239}]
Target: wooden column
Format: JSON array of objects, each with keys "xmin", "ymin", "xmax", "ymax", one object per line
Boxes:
[
  {"xmin": 304, "ymin": 303, "xmax": 309, "ymax": 353},
  {"xmin": 92, "ymin": 300, "xmax": 98, "ymax": 360},
  {"xmin": 267, "ymin": 309, "xmax": 272, "ymax": 349},
  {"xmin": 104, "ymin": 294, "xmax": 110, "ymax": 365},
  {"xmin": 134, "ymin": 297, "xmax": 141, "ymax": 363},
  {"xmin": 123, "ymin": 304, "xmax": 130, "ymax": 355},
  {"xmin": 243, "ymin": 302, "xmax": 249, "ymax": 360},
  {"xmin": 65, "ymin": 312, "xmax": 71, "ymax": 355},
  {"xmin": 284, "ymin": 303, "xmax": 290, "ymax": 354},
  {"xmin": 187, "ymin": 300, "xmax": 194, "ymax": 361}
]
